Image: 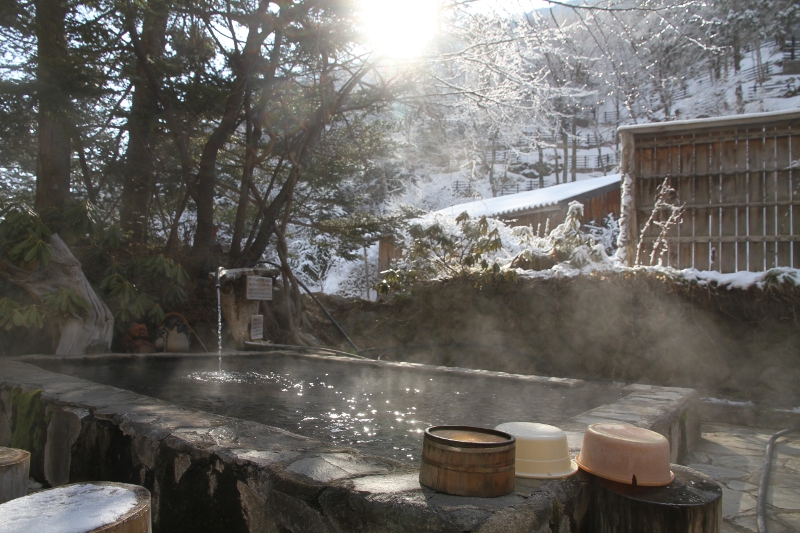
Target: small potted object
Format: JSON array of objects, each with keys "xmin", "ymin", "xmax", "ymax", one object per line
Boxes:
[
  {"xmin": 155, "ymin": 313, "xmax": 191, "ymax": 353},
  {"xmin": 419, "ymin": 426, "xmax": 516, "ymax": 497}
]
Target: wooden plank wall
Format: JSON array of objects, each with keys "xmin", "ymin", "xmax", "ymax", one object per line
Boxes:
[
  {"xmin": 378, "ymin": 237, "xmax": 403, "ymax": 272},
  {"xmin": 501, "ymin": 188, "xmax": 622, "ymax": 234},
  {"xmin": 632, "ymin": 119, "xmax": 799, "ymax": 272},
  {"xmin": 503, "ymin": 209, "xmax": 564, "ymax": 236},
  {"xmin": 583, "ymin": 188, "xmax": 622, "ymax": 226}
]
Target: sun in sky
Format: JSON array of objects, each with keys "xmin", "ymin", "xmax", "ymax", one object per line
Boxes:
[{"xmin": 357, "ymin": 0, "xmax": 440, "ymax": 59}]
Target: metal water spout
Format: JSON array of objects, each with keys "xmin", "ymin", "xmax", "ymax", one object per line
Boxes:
[{"xmin": 211, "ymin": 267, "xmax": 227, "ymax": 288}]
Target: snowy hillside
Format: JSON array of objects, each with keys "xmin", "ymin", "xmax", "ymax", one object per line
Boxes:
[{"xmin": 315, "ymin": 37, "xmax": 800, "ymax": 298}]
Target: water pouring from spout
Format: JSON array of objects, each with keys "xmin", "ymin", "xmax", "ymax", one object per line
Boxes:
[{"xmin": 212, "ymin": 267, "xmax": 225, "ymax": 372}]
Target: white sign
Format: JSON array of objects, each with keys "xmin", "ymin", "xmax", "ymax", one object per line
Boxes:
[
  {"xmin": 246, "ymin": 276, "xmax": 273, "ymax": 300},
  {"xmin": 250, "ymin": 315, "xmax": 264, "ymax": 341}
]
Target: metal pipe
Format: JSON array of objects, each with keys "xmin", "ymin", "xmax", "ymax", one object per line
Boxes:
[{"xmin": 757, "ymin": 426, "xmax": 799, "ymax": 533}]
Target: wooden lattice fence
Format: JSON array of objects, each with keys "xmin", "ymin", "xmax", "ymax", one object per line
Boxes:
[{"xmin": 619, "ymin": 110, "xmax": 800, "ymax": 272}]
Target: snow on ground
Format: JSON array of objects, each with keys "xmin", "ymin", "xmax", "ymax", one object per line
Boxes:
[
  {"xmin": 321, "ymin": 241, "xmax": 381, "ymax": 300},
  {"xmin": 675, "ymin": 41, "xmax": 800, "ymax": 119},
  {"xmin": 509, "ymin": 260, "xmax": 800, "ymax": 291},
  {"xmin": 678, "ymin": 267, "xmax": 799, "ymax": 290},
  {"xmin": 701, "ymin": 397, "xmax": 756, "ymax": 407}
]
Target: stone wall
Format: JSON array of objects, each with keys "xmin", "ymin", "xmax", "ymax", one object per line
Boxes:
[
  {"xmin": 339, "ymin": 276, "xmax": 800, "ymax": 402},
  {"xmin": 0, "ymin": 356, "xmax": 701, "ymax": 532}
]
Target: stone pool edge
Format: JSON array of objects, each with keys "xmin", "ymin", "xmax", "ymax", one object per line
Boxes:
[
  {"xmin": 0, "ymin": 356, "xmax": 699, "ymax": 533},
  {"xmin": 14, "ymin": 349, "xmax": 585, "ymax": 388}
]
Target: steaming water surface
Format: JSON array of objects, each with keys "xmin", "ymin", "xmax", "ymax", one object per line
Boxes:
[{"xmin": 35, "ymin": 352, "xmax": 626, "ymax": 464}]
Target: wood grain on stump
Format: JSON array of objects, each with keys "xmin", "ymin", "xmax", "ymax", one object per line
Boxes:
[
  {"xmin": 0, "ymin": 481, "xmax": 151, "ymax": 533},
  {"xmin": 0, "ymin": 447, "xmax": 30, "ymax": 504},
  {"xmin": 589, "ymin": 464, "xmax": 722, "ymax": 533}
]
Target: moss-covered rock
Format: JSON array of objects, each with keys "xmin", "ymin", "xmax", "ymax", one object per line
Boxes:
[{"xmin": 11, "ymin": 388, "xmax": 48, "ymax": 480}]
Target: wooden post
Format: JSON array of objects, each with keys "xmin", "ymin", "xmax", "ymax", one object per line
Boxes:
[
  {"xmin": 563, "ymin": 124, "xmax": 569, "ymax": 184},
  {"xmin": 589, "ymin": 464, "xmax": 722, "ymax": 533},
  {"xmin": 619, "ymin": 130, "xmax": 638, "ymax": 266},
  {"xmin": 0, "ymin": 447, "xmax": 30, "ymax": 504}
]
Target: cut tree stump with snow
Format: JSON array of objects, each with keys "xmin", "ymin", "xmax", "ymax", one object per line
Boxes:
[
  {"xmin": 0, "ymin": 482, "xmax": 151, "ymax": 533},
  {"xmin": 0, "ymin": 447, "xmax": 30, "ymax": 504},
  {"xmin": 0, "ymin": 234, "xmax": 113, "ymax": 355},
  {"xmin": 589, "ymin": 464, "xmax": 722, "ymax": 533}
]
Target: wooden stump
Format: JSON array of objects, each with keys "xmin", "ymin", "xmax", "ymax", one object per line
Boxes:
[
  {"xmin": 0, "ymin": 482, "xmax": 151, "ymax": 533},
  {"xmin": 589, "ymin": 464, "xmax": 722, "ymax": 533},
  {"xmin": 0, "ymin": 447, "xmax": 30, "ymax": 504}
]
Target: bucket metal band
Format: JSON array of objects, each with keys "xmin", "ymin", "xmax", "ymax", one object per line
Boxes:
[
  {"xmin": 421, "ymin": 456, "xmax": 515, "ymax": 474},
  {"xmin": 424, "ymin": 439, "xmax": 515, "ymax": 455}
]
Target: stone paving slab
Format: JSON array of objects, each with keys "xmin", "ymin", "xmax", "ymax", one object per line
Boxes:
[{"xmin": 685, "ymin": 423, "xmax": 800, "ymax": 533}]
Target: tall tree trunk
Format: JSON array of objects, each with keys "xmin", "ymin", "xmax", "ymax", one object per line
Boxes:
[
  {"xmin": 241, "ymin": 68, "xmax": 368, "ymax": 265},
  {"xmin": 553, "ymin": 147, "xmax": 560, "ymax": 185},
  {"xmin": 191, "ymin": 11, "xmax": 272, "ymax": 267},
  {"xmin": 120, "ymin": 3, "xmax": 168, "ymax": 243},
  {"xmin": 231, "ymin": 91, "xmax": 270, "ymax": 259},
  {"xmin": 537, "ymin": 145, "xmax": 544, "ymax": 189},
  {"xmin": 35, "ymin": 0, "xmax": 71, "ymax": 213},
  {"xmin": 0, "ymin": 235, "xmax": 113, "ymax": 355},
  {"xmin": 489, "ymin": 135, "xmax": 497, "ymax": 197},
  {"xmin": 571, "ymin": 117, "xmax": 577, "ymax": 182},
  {"xmin": 732, "ymin": 1, "xmax": 742, "ymax": 74},
  {"xmin": 562, "ymin": 123, "xmax": 568, "ymax": 184}
]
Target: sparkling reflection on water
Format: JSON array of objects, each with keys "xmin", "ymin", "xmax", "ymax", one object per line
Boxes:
[
  {"xmin": 36, "ymin": 354, "xmax": 626, "ymax": 464},
  {"xmin": 183, "ymin": 368, "xmax": 432, "ymax": 462}
]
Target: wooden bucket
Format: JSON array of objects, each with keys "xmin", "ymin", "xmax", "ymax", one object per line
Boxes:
[{"xmin": 419, "ymin": 425, "xmax": 516, "ymax": 497}]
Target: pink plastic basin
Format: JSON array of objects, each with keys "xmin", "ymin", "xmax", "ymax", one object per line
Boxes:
[{"xmin": 575, "ymin": 422, "xmax": 674, "ymax": 486}]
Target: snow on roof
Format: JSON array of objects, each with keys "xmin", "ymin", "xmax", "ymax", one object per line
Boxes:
[
  {"xmin": 618, "ymin": 109, "xmax": 800, "ymax": 135},
  {"xmin": 435, "ymin": 174, "xmax": 622, "ymax": 219}
]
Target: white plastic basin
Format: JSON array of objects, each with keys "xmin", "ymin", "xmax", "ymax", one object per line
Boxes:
[{"xmin": 495, "ymin": 422, "xmax": 578, "ymax": 479}]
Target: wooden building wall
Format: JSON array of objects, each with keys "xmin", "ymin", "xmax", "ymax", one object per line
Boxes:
[
  {"xmin": 621, "ymin": 110, "xmax": 800, "ymax": 272},
  {"xmin": 499, "ymin": 187, "xmax": 622, "ymax": 234},
  {"xmin": 378, "ymin": 237, "xmax": 403, "ymax": 272},
  {"xmin": 501, "ymin": 208, "xmax": 563, "ymax": 235}
]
